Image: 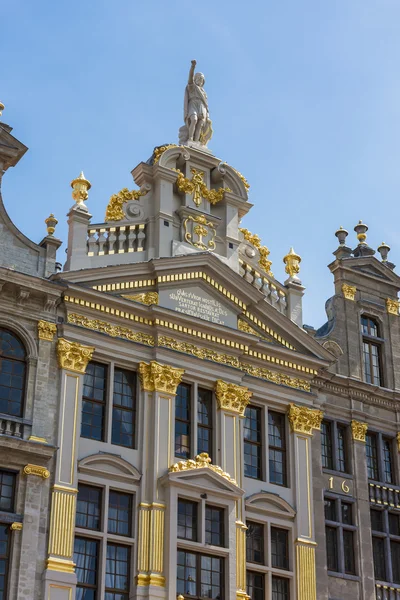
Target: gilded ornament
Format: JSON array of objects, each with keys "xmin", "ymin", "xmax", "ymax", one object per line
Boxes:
[
  {"xmin": 67, "ymin": 313, "xmax": 155, "ymax": 347},
  {"xmin": 239, "ymin": 228, "xmax": 273, "ymax": 276},
  {"xmin": 158, "ymin": 336, "xmax": 240, "ymax": 368},
  {"xmin": 38, "ymin": 320, "xmax": 57, "ymax": 341},
  {"xmin": 386, "ymin": 298, "xmax": 399, "ymax": 316},
  {"xmin": 152, "ymin": 144, "xmax": 178, "ymax": 164},
  {"xmin": 237, "ymin": 318, "xmax": 274, "ymax": 343},
  {"xmin": 122, "ymin": 292, "xmax": 159, "ymax": 306},
  {"xmin": 351, "ymin": 420, "xmax": 368, "ymax": 442},
  {"xmin": 287, "ymin": 403, "xmax": 323, "ymax": 435},
  {"xmin": 45, "ymin": 213, "xmax": 58, "ymax": 236},
  {"xmin": 170, "ymin": 452, "xmax": 238, "ymax": 486},
  {"xmin": 105, "ymin": 187, "xmax": 149, "ymax": 221},
  {"xmin": 174, "ymin": 168, "xmax": 231, "ymax": 207},
  {"xmin": 241, "ymin": 363, "xmax": 311, "ymax": 392},
  {"xmin": 0, "ymin": 101, "xmax": 4, "ymax": 118},
  {"xmin": 23, "ymin": 464, "xmax": 50, "ymax": 479},
  {"xmin": 11, "ymin": 522, "xmax": 23, "ymax": 531},
  {"xmin": 28, "ymin": 435, "xmax": 48, "ymax": 443},
  {"xmin": 231, "ymin": 166, "xmax": 250, "ymax": 191},
  {"xmin": 71, "ymin": 171, "xmax": 91, "ymax": 205},
  {"xmin": 57, "ymin": 338, "xmax": 95, "ymax": 374},
  {"xmin": 184, "ymin": 214, "xmax": 216, "ymax": 251},
  {"xmin": 139, "ymin": 361, "xmax": 184, "ymax": 394},
  {"xmin": 215, "ymin": 379, "xmax": 252, "ymax": 416},
  {"xmin": 397, "ymin": 432, "xmax": 400, "ymax": 453},
  {"xmin": 283, "ymin": 247, "xmax": 301, "ymax": 278},
  {"xmin": 342, "ymin": 284, "xmax": 356, "ymax": 301}
]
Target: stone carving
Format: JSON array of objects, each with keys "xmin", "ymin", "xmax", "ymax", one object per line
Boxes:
[
  {"xmin": 170, "ymin": 452, "xmax": 238, "ymax": 486},
  {"xmin": 122, "ymin": 292, "xmax": 159, "ymax": 306},
  {"xmin": 38, "ymin": 320, "xmax": 57, "ymax": 341},
  {"xmin": 351, "ymin": 420, "xmax": 368, "ymax": 442},
  {"xmin": 215, "ymin": 379, "xmax": 252, "ymax": 416},
  {"xmin": 322, "ymin": 340, "xmax": 343, "ymax": 358},
  {"xmin": 342, "ymin": 284, "xmax": 356, "ymax": 301},
  {"xmin": 179, "ymin": 60, "xmax": 213, "ymax": 146},
  {"xmin": 239, "ymin": 228, "xmax": 273, "ymax": 276},
  {"xmin": 184, "ymin": 214, "xmax": 216, "ymax": 251},
  {"xmin": 139, "ymin": 361, "xmax": 184, "ymax": 394},
  {"xmin": 386, "ymin": 298, "xmax": 399, "ymax": 316},
  {"xmin": 23, "ymin": 464, "xmax": 50, "ymax": 479},
  {"xmin": 105, "ymin": 187, "xmax": 149, "ymax": 222},
  {"xmin": 57, "ymin": 338, "xmax": 95, "ymax": 374},
  {"xmin": 287, "ymin": 403, "xmax": 323, "ymax": 435},
  {"xmin": 67, "ymin": 313, "xmax": 155, "ymax": 346},
  {"xmin": 174, "ymin": 168, "xmax": 230, "ymax": 207}
]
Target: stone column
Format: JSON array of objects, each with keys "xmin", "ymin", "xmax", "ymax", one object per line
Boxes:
[
  {"xmin": 42, "ymin": 338, "xmax": 94, "ymax": 600},
  {"xmin": 215, "ymin": 379, "xmax": 252, "ymax": 600},
  {"xmin": 136, "ymin": 361, "xmax": 184, "ymax": 598},
  {"xmin": 288, "ymin": 404, "xmax": 323, "ymax": 600}
]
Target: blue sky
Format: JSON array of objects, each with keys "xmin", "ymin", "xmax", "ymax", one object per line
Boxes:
[{"xmin": 2, "ymin": 1, "xmax": 400, "ymax": 327}]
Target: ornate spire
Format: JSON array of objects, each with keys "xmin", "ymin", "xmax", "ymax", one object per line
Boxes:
[
  {"xmin": 377, "ymin": 242, "xmax": 391, "ymax": 263},
  {"xmin": 354, "ymin": 220, "xmax": 368, "ymax": 245},
  {"xmin": 44, "ymin": 214, "xmax": 58, "ymax": 236},
  {"xmin": 70, "ymin": 171, "xmax": 91, "ymax": 208},
  {"xmin": 335, "ymin": 226, "xmax": 348, "ymax": 246}
]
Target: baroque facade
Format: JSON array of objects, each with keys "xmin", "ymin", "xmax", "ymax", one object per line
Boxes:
[{"xmin": 0, "ymin": 77, "xmax": 400, "ymax": 600}]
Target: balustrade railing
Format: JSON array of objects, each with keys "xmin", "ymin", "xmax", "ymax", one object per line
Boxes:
[
  {"xmin": 0, "ymin": 414, "xmax": 29, "ymax": 439},
  {"xmin": 239, "ymin": 259, "xmax": 287, "ymax": 315},
  {"xmin": 376, "ymin": 583, "xmax": 400, "ymax": 600},
  {"xmin": 369, "ymin": 482, "xmax": 400, "ymax": 509},
  {"xmin": 87, "ymin": 223, "xmax": 146, "ymax": 257}
]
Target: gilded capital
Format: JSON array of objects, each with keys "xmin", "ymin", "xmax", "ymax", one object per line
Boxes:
[
  {"xmin": 386, "ymin": 298, "xmax": 399, "ymax": 316},
  {"xmin": 215, "ymin": 379, "xmax": 252, "ymax": 416},
  {"xmin": 288, "ymin": 403, "xmax": 323, "ymax": 435},
  {"xmin": 38, "ymin": 320, "xmax": 57, "ymax": 341},
  {"xmin": 23, "ymin": 464, "xmax": 50, "ymax": 479},
  {"xmin": 139, "ymin": 361, "xmax": 184, "ymax": 394},
  {"xmin": 57, "ymin": 338, "xmax": 95, "ymax": 374},
  {"xmin": 351, "ymin": 420, "xmax": 368, "ymax": 442},
  {"xmin": 342, "ymin": 283, "xmax": 356, "ymax": 301}
]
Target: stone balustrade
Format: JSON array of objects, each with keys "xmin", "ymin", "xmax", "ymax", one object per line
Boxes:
[
  {"xmin": 0, "ymin": 414, "xmax": 29, "ymax": 438},
  {"xmin": 87, "ymin": 223, "xmax": 146, "ymax": 257},
  {"xmin": 369, "ymin": 482, "xmax": 400, "ymax": 509},
  {"xmin": 239, "ymin": 259, "xmax": 287, "ymax": 315},
  {"xmin": 376, "ymin": 583, "xmax": 400, "ymax": 600}
]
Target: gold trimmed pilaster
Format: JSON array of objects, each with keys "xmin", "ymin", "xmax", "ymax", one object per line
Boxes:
[
  {"xmin": 236, "ymin": 520, "xmax": 249, "ymax": 600},
  {"xmin": 139, "ymin": 361, "xmax": 184, "ymax": 394},
  {"xmin": 215, "ymin": 380, "xmax": 252, "ymax": 416},
  {"xmin": 136, "ymin": 502, "xmax": 166, "ymax": 588},
  {"xmin": 288, "ymin": 403, "xmax": 323, "ymax": 435},
  {"xmin": 57, "ymin": 338, "xmax": 95, "ymax": 373},
  {"xmin": 351, "ymin": 419, "xmax": 368, "ymax": 442},
  {"xmin": 46, "ymin": 487, "xmax": 77, "ymax": 573},
  {"xmin": 295, "ymin": 542, "xmax": 317, "ymax": 600}
]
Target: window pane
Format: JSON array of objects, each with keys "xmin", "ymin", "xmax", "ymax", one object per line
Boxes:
[
  {"xmin": 392, "ymin": 541, "xmax": 400, "ymax": 584},
  {"xmin": 247, "ymin": 571, "xmax": 264, "ymax": 600},
  {"xmin": 269, "ymin": 411, "xmax": 287, "ymax": 486},
  {"xmin": 201, "ymin": 554, "xmax": 222, "ymax": 600},
  {"xmin": 198, "ymin": 388, "xmax": 213, "ymax": 458},
  {"xmin": 321, "ymin": 421, "xmax": 333, "ymax": 470},
  {"xmin": 244, "ymin": 406, "xmax": 262, "ymax": 480},
  {"xmin": 337, "ymin": 424, "xmax": 348, "ymax": 473},
  {"xmin": 389, "ymin": 513, "xmax": 400, "ymax": 537},
  {"xmin": 76, "ymin": 485, "xmax": 102, "ymax": 531},
  {"xmin": 343, "ymin": 530, "xmax": 355, "ymax": 574},
  {"xmin": 366, "ymin": 433, "xmax": 379, "ymax": 480},
  {"xmin": 0, "ymin": 525, "xmax": 10, "ymax": 600},
  {"xmin": 362, "ymin": 316, "xmax": 379, "ymax": 337},
  {"xmin": 178, "ymin": 500, "xmax": 197, "ymax": 541},
  {"xmin": 246, "ymin": 521, "xmax": 264, "ymax": 564},
  {"xmin": 0, "ymin": 329, "xmax": 26, "ymax": 417},
  {"xmin": 108, "ymin": 491, "xmax": 132, "ymax": 537},
  {"xmin": 112, "ymin": 369, "xmax": 136, "ymax": 448},
  {"xmin": 372, "ymin": 537, "xmax": 386, "ymax": 581},
  {"xmin": 326, "ymin": 526, "xmax": 338, "ymax": 572},
  {"xmin": 177, "ymin": 550, "xmax": 197, "ymax": 597},
  {"xmin": 81, "ymin": 362, "xmax": 107, "ymax": 441},
  {"xmin": 74, "ymin": 537, "xmax": 99, "ymax": 594},
  {"xmin": 371, "ymin": 509, "xmax": 384, "ymax": 532},
  {"xmin": 383, "ymin": 438, "xmax": 394, "ymax": 484},
  {"xmin": 324, "ymin": 498, "xmax": 336, "ymax": 522},
  {"xmin": 0, "ymin": 471, "xmax": 16, "ymax": 513},
  {"xmin": 341, "ymin": 502, "xmax": 353, "ymax": 526},
  {"xmin": 272, "ymin": 576, "xmax": 290, "ymax": 600},
  {"xmin": 105, "ymin": 544, "xmax": 130, "ymax": 596},
  {"xmin": 271, "ymin": 527, "xmax": 289, "ymax": 570},
  {"xmin": 175, "ymin": 384, "xmax": 191, "ymax": 458},
  {"xmin": 205, "ymin": 505, "xmax": 224, "ymax": 547},
  {"xmin": 370, "ymin": 343, "xmax": 382, "ymax": 386}
]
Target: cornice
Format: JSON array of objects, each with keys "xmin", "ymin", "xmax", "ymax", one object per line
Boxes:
[{"xmin": 313, "ymin": 373, "xmax": 400, "ymax": 410}]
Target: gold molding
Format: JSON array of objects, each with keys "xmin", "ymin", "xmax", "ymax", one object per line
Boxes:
[
  {"xmin": 38, "ymin": 320, "xmax": 57, "ymax": 341},
  {"xmin": 105, "ymin": 187, "xmax": 149, "ymax": 221},
  {"xmin": 122, "ymin": 292, "xmax": 159, "ymax": 306},
  {"xmin": 239, "ymin": 228, "xmax": 272, "ymax": 276},
  {"xmin": 215, "ymin": 379, "xmax": 252, "ymax": 416},
  {"xmin": 236, "ymin": 520, "xmax": 249, "ymax": 600},
  {"xmin": 287, "ymin": 404, "xmax": 323, "ymax": 435},
  {"xmin": 138, "ymin": 361, "xmax": 184, "ymax": 394},
  {"xmin": 295, "ymin": 543, "xmax": 316, "ymax": 600},
  {"xmin": 397, "ymin": 432, "xmax": 400, "ymax": 453},
  {"xmin": 153, "ymin": 144, "xmax": 178, "ymax": 163},
  {"xmin": 342, "ymin": 284, "xmax": 356, "ymax": 301},
  {"xmin": 136, "ymin": 502, "xmax": 166, "ymax": 588},
  {"xmin": 351, "ymin": 419, "xmax": 368, "ymax": 442},
  {"xmin": 68, "ymin": 313, "xmax": 154, "ymax": 346},
  {"xmin": 23, "ymin": 464, "xmax": 50, "ymax": 479},
  {"xmin": 231, "ymin": 166, "xmax": 250, "ymax": 191},
  {"xmin": 57, "ymin": 338, "xmax": 95, "ymax": 374},
  {"xmin": 47, "ymin": 489, "xmax": 77, "ymax": 572},
  {"xmin": 46, "ymin": 557, "xmax": 75, "ymax": 574},
  {"xmin": 184, "ymin": 214, "xmax": 217, "ymax": 251},
  {"xmin": 28, "ymin": 435, "xmax": 47, "ymax": 443},
  {"xmin": 170, "ymin": 452, "xmax": 238, "ymax": 486},
  {"xmin": 241, "ymin": 363, "xmax": 311, "ymax": 392},
  {"xmin": 386, "ymin": 298, "xmax": 399, "ymax": 316},
  {"xmin": 174, "ymin": 168, "xmax": 231, "ymax": 207},
  {"xmin": 11, "ymin": 522, "xmax": 23, "ymax": 531}
]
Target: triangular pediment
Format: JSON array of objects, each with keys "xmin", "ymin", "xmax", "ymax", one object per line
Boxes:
[{"xmin": 163, "ymin": 467, "xmax": 244, "ymax": 498}]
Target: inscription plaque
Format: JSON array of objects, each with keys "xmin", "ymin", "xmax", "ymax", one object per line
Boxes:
[{"xmin": 159, "ymin": 286, "xmax": 237, "ymax": 328}]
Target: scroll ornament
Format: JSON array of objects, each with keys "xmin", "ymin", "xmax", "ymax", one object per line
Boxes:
[
  {"xmin": 239, "ymin": 228, "xmax": 273, "ymax": 276},
  {"xmin": 105, "ymin": 187, "xmax": 149, "ymax": 221},
  {"xmin": 170, "ymin": 452, "xmax": 238, "ymax": 486}
]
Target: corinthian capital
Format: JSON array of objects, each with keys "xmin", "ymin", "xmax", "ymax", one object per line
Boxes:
[
  {"xmin": 288, "ymin": 403, "xmax": 323, "ymax": 435},
  {"xmin": 139, "ymin": 361, "xmax": 184, "ymax": 394},
  {"xmin": 57, "ymin": 338, "xmax": 95, "ymax": 374},
  {"xmin": 215, "ymin": 380, "xmax": 252, "ymax": 416}
]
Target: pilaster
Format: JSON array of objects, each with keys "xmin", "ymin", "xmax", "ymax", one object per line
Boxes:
[{"xmin": 42, "ymin": 338, "xmax": 94, "ymax": 600}]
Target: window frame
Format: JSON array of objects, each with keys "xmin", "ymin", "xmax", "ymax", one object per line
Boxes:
[
  {"xmin": 321, "ymin": 420, "xmax": 350, "ymax": 475},
  {"xmin": 0, "ymin": 523, "xmax": 12, "ymax": 600},
  {"xmin": 244, "ymin": 405, "xmax": 263, "ymax": 481},
  {"xmin": 371, "ymin": 506, "xmax": 400, "ymax": 585},
  {"xmin": 0, "ymin": 327, "xmax": 27, "ymax": 419},
  {"xmin": 81, "ymin": 361, "xmax": 108, "ymax": 442},
  {"xmin": 176, "ymin": 549, "xmax": 224, "ymax": 600},
  {"xmin": 205, "ymin": 504, "xmax": 225, "ymax": 548},
  {"xmin": 361, "ymin": 315, "xmax": 384, "ymax": 387},
  {"xmin": 111, "ymin": 367, "xmax": 137, "ymax": 450},
  {"xmin": 268, "ymin": 410, "xmax": 288, "ymax": 487},
  {"xmin": 74, "ymin": 536, "xmax": 100, "ymax": 598},
  {"xmin": 324, "ymin": 494, "xmax": 357, "ymax": 577},
  {"xmin": 366, "ymin": 431, "xmax": 396, "ymax": 485},
  {"xmin": 175, "ymin": 382, "xmax": 192, "ymax": 459},
  {"xmin": 76, "ymin": 484, "xmax": 102, "ymax": 531},
  {"xmin": 197, "ymin": 387, "xmax": 213, "ymax": 459},
  {"xmin": 178, "ymin": 498, "xmax": 198, "ymax": 542},
  {"xmin": 104, "ymin": 542, "xmax": 131, "ymax": 599}
]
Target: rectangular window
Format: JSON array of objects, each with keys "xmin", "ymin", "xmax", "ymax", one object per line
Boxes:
[
  {"xmin": 247, "ymin": 571, "xmax": 264, "ymax": 600},
  {"xmin": 363, "ymin": 341, "xmax": 382, "ymax": 386},
  {"xmin": 325, "ymin": 496, "xmax": 356, "ymax": 575},
  {"xmin": 383, "ymin": 438, "xmax": 394, "ymax": 484},
  {"xmin": 271, "ymin": 527, "xmax": 289, "ymax": 570},
  {"xmin": 321, "ymin": 421, "xmax": 333, "ymax": 470},
  {"xmin": 372, "ymin": 536, "xmax": 386, "ymax": 581},
  {"xmin": 177, "ymin": 499, "xmax": 197, "ymax": 542},
  {"xmin": 82, "ymin": 362, "xmax": 107, "ymax": 441},
  {"xmin": 321, "ymin": 421, "xmax": 349, "ymax": 473},
  {"xmin": 0, "ymin": 471, "xmax": 16, "ymax": 513},
  {"xmin": 371, "ymin": 507, "xmax": 400, "ymax": 585},
  {"xmin": 74, "ymin": 537, "xmax": 99, "ymax": 599},
  {"xmin": 337, "ymin": 424, "xmax": 347, "ymax": 473},
  {"xmin": 366, "ymin": 433, "xmax": 379, "ymax": 481},
  {"xmin": 0, "ymin": 525, "xmax": 11, "ymax": 600},
  {"xmin": 76, "ymin": 485, "xmax": 102, "ymax": 531},
  {"xmin": 205, "ymin": 505, "xmax": 224, "ymax": 547},
  {"xmin": 246, "ymin": 521, "xmax": 264, "ymax": 564},
  {"xmin": 389, "ymin": 513, "xmax": 400, "ymax": 537},
  {"xmin": 177, "ymin": 550, "xmax": 223, "ymax": 600},
  {"xmin": 391, "ymin": 541, "xmax": 400, "ymax": 584},
  {"xmin": 108, "ymin": 491, "xmax": 132, "ymax": 537},
  {"xmin": 325, "ymin": 526, "xmax": 338, "ymax": 572},
  {"xmin": 343, "ymin": 530, "xmax": 355, "ymax": 574},
  {"xmin": 175, "ymin": 383, "xmax": 191, "ymax": 458},
  {"xmin": 268, "ymin": 411, "xmax": 287, "ymax": 486},
  {"xmin": 112, "ymin": 368, "xmax": 136, "ymax": 448},
  {"xmin": 244, "ymin": 405, "xmax": 262, "ymax": 480},
  {"xmin": 105, "ymin": 544, "xmax": 130, "ymax": 599},
  {"xmin": 197, "ymin": 388, "xmax": 213, "ymax": 458},
  {"xmin": 272, "ymin": 575, "xmax": 290, "ymax": 600},
  {"xmin": 371, "ymin": 509, "xmax": 384, "ymax": 532}
]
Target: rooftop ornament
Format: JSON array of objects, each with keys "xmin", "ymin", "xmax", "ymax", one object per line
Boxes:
[
  {"xmin": 283, "ymin": 247, "xmax": 301, "ymax": 280},
  {"xmin": 0, "ymin": 101, "xmax": 4, "ymax": 119},
  {"xmin": 71, "ymin": 171, "xmax": 91, "ymax": 210},
  {"xmin": 45, "ymin": 214, "xmax": 58, "ymax": 236},
  {"xmin": 239, "ymin": 228, "xmax": 273, "ymax": 276},
  {"xmin": 354, "ymin": 220, "xmax": 368, "ymax": 245},
  {"xmin": 377, "ymin": 242, "xmax": 391, "ymax": 263},
  {"xmin": 335, "ymin": 226, "xmax": 348, "ymax": 246}
]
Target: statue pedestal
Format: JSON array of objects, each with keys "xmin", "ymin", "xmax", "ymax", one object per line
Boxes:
[{"xmin": 185, "ymin": 140, "xmax": 213, "ymax": 155}]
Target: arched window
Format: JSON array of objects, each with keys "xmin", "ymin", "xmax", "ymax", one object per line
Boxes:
[
  {"xmin": 361, "ymin": 316, "xmax": 383, "ymax": 386},
  {"xmin": 0, "ymin": 329, "xmax": 26, "ymax": 417}
]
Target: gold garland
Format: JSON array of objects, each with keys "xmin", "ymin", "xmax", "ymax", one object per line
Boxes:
[
  {"xmin": 174, "ymin": 168, "xmax": 231, "ymax": 207},
  {"xmin": 105, "ymin": 188, "xmax": 149, "ymax": 222},
  {"xmin": 239, "ymin": 228, "xmax": 273, "ymax": 276},
  {"xmin": 153, "ymin": 144, "xmax": 178, "ymax": 164}
]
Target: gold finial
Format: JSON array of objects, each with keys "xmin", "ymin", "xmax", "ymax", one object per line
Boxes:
[
  {"xmin": 70, "ymin": 171, "xmax": 91, "ymax": 205},
  {"xmin": 45, "ymin": 213, "xmax": 58, "ymax": 236},
  {"xmin": 354, "ymin": 220, "xmax": 368, "ymax": 244},
  {"xmin": 283, "ymin": 247, "xmax": 301, "ymax": 278},
  {"xmin": 0, "ymin": 101, "xmax": 4, "ymax": 119}
]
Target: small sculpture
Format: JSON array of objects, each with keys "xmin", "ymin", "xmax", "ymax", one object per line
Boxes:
[{"xmin": 179, "ymin": 60, "xmax": 213, "ymax": 146}]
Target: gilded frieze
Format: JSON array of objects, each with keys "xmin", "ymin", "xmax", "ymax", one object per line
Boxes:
[
  {"xmin": 122, "ymin": 292, "xmax": 159, "ymax": 306},
  {"xmin": 241, "ymin": 364, "xmax": 311, "ymax": 392},
  {"xmin": 67, "ymin": 313, "xmax": 154, "ymax": 346},
  {"xmin": 138, "ymin": 361, "xmax": 184, "ymax": 394}
]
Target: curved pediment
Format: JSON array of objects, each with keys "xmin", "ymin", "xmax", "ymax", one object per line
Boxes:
[
  {"xmin": 78, "ymin": 453, "xmax": 141, "ymax": 484},
  {"xmin": 246, "ymin": 492, "xmax": 296, "ymax": 519}
]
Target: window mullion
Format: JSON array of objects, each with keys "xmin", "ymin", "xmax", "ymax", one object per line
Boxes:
[
  {"xmin": 106, "ymin": 362, "xmax": 114, "ymax": 444},
  {"xmin": 377, "ymin": 434, "xmax": 386, "ymax": 485},
  {"xmin": 193, "ymin": 382, "xmax": 198, "ymax": 458},
  {"xmin": 385, "ymin": 533, "xmax": 393, "ymax": 584},
  {"xmin": 337, "ymin": 523, "xmax": 345, "ymax": 574},
  {"xmin": 332, "ymin": 422, "xmax": 338, "ymax": 472},
  {"xmin": 99, "ymin": 536, "xmax": 107, "ymax": 599}
]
